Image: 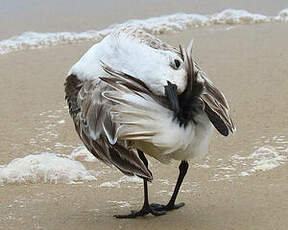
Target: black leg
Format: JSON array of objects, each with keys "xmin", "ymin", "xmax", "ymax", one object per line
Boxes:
[
  {"xmin": 114, "ymin": 150, "xmax": 167, "ymax": 218},
  {"xmin": 151, "ymin": 161, "xmax": 189, "ymax": 211}
]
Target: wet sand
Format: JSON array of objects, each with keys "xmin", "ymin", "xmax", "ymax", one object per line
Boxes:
[{"xmin": 0, "ymin": 11, "xmax": 288, "ymax": 230}]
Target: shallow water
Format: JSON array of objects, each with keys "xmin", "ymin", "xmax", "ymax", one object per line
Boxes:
[{"xmin": 0, "ymin": 8, "xmax": 287, "ymax": 55}]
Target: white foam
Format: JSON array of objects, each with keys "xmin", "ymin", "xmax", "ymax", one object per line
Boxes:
[
  {"xmin": 118, "ymin": 175, "xmax": 142, "ymax": 183},
  {"xmin": 70, "ymin": 146, "xmax": 97, "ymax": 162},
  {"xmin": 99, "ymin": 176, "xmax": 142, "ymax": 188},
  {"xmin": 99, "ymin": 181, "xmax": 120, "ymax": 188},
  {"xmin": 0, "ymin": 153, "xmax": 96, "ymax": 185},
  {"xmin": 107, "ymin": 200, "xmax": 131, "ymax": 208},
  {"xmin": 248, "ymin": 146, "xmax": 286, "ymax": 172},
  {"xmin": 212, "ymin": 146, "xmax": 287, "ymax": 181},
  {"xmin": 0, "ymin": 8, "xmax": 287, "ymax": 55}
]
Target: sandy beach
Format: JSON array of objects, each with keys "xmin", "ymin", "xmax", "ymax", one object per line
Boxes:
[{"xmin": 0, "ymin": 1, "xmax": 288, "ymax": 229}]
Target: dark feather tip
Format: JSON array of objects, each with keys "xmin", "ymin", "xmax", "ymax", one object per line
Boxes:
[{"xmin": 205, "ymin": 103, "xmax": 229, "ymax": 136}]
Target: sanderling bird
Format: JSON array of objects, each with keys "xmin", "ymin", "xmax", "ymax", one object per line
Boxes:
[{"xmin": 65, "ymin": 26, "xmax": 235, "ymax": 218}]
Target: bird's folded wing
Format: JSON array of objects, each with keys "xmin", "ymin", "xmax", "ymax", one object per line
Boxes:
[
  {"xmin": 200, "ymin": 74, "xmax": 236, "ymax": 136},
  {"xmin": 73, "ymin": 79, "xmax": 152, "ymax": 180},
  {"xmin": 181, "ymin": 42, "xmax": 236, "ymax": 136}
]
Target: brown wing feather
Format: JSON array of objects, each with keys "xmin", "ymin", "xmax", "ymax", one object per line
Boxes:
[
  {"xmin": 184, "ymin": 41, "xmax": 236, "ymax": 135},
  {"xmin": 65, "ymin": 74, "xmax": 153, "ymax": 181}
]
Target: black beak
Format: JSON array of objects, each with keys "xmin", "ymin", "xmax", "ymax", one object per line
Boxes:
[{"xmin": 164, "ymin": 81, "xmax": 180, "ymax": 115}]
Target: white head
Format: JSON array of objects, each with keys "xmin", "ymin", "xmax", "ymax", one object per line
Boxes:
[{"xmin": 68, "ymin": 29, "xmax": 187, "ymax": 96}]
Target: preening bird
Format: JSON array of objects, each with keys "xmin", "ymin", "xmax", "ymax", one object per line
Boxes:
[{"xmin": 65, "ymin": 26, "xmax": 235, "ymax": 218}]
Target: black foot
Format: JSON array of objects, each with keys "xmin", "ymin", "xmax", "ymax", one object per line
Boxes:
[
  {"xmin": 150, "ymin": 202, "xmax": 185, "ymax": 211},
  {"xmin": 114, "ymin": 205, "xmax": 167, "ymax": 219}
]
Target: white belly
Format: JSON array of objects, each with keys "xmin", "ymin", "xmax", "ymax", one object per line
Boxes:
[{"xmin": 134, "ymin": 112, "xmax": 213, "ymax": 163}]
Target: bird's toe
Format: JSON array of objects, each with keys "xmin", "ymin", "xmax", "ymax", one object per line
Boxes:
[
  {"xmin": 150, "ymin": 202, "xmax": 185, "ymax": 211},
  {"xmin": 114, "ymin": 204, "xmax": 167, "ymax": 218}
]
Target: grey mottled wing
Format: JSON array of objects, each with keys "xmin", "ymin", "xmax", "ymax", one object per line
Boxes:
[
  {"xmin": 65, "ymin": 74, "xmax": 152, "ymax": 181},
  {"xmin": 181, "ymin": 42, "xmax": 236, "ymax": 136}
]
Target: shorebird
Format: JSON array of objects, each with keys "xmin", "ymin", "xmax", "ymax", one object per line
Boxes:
[{"xmin": 65, "ymin": 26, "xmax": 235, "ymax": 218}]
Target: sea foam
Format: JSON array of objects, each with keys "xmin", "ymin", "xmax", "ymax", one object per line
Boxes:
[
  {"xmin": 0, "ymin": 8, "xmax": 287, "ymax": 55},
  {"xmin": 0, "ymin": 153, "xmax": 96, "ymax": 185},
  {"xmin": 70, "ymin": 145, "xmax": 97, "ymax": 162},
  {"xmin": 211, "ymin": 145, "xmax": 287, "ymax": 181}
]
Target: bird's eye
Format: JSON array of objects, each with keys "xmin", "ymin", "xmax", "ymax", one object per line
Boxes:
[
  {"xmin": 174, "ymin": 59, "xmax": 181, "ymax": 68},
  {"xmin": 170, "ymin": 58, "xmax": 181, "ymax": 70}
]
